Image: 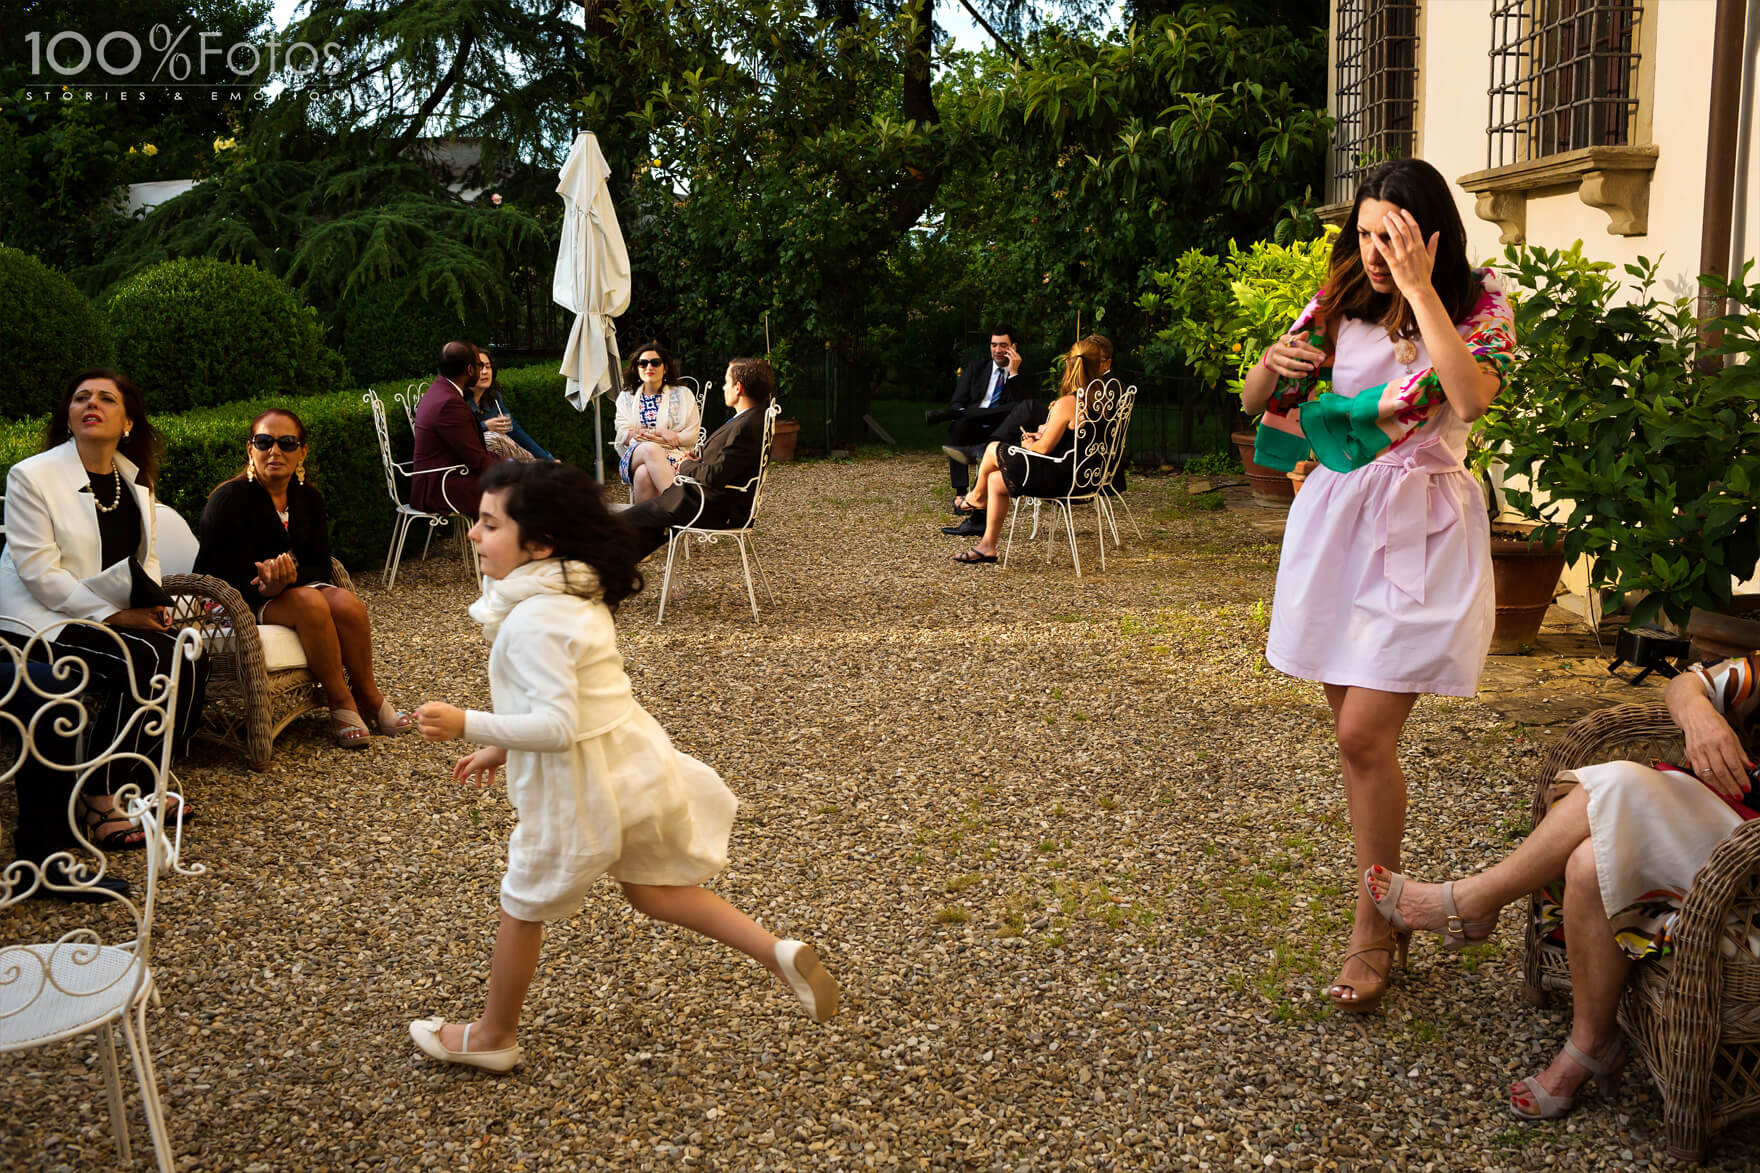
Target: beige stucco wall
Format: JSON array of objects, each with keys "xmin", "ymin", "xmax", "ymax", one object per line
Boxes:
[{"xmin": 1328, "ymin": 0, "xmax": 1759, "ymax": 611}]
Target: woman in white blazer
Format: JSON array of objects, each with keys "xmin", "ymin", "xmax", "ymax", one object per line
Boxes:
[
  {"xmin": 613, "ymin": 341, "xmax": 702, "ymax": 503},
  {"xmin": 0, "ymin": 368, "xmax": 207, "ymax": 860}
]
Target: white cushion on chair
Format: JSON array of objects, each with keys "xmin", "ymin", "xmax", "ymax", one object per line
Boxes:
[
  {"xmin": 154, "ymin": 503, "xmax": 200, "ymax": 576},
  {"xmin": 203, "ymin": 623, "xmax": 309, "ymax": 672}
]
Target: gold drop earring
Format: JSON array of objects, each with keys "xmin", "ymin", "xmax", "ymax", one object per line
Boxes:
[
  {"xmin": 296, "ymin": 463, "xmax": 306, "ymax": 484},
  {"xmin": 247, "ymin": 456, "xmax": 256, "ymax": 483}
]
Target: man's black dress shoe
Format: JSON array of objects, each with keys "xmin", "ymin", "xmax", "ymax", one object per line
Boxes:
[
  {"xmin": 941, "ymin": 513, "xmax": 986, "ymax": 536},
  {"xmin": 925, "ymin": 407, "xmax": 960, "ymax": 425}
]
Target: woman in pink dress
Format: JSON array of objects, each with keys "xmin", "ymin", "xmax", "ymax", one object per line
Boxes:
[{"xmin": 1241, "ymin": 158, "xmax": 1515, "ymax": 1014}]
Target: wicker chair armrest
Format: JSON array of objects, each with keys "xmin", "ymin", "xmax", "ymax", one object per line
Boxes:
[
  {"xmin": 162, "ymin": 572, "xmax": 267, "ymax": 657},
  {"xmin": 1529, "ymin": 703, "xmax": 1677, "ymax": 830},
  {"xmin": 1658, "ymin": 819, "xmax": 1760, "ymax": 1102}
]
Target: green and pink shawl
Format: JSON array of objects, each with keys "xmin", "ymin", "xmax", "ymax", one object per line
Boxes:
[{"xmin": 1253, "ymin": 269, "xmax": 1516, "ymax": 473}]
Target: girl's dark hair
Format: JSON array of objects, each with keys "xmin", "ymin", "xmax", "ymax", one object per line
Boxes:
[
  {"xmin": 221, "ymin": 407, "xmax": 311, "ymax": 490},
  {"xmin": 1319, "ymin": 158, "xmax": 1480, "ymax": 343},
  {"xmin": 45, "ymin": 367, "xmax": 164, "ymax": 489},
  {"xmin": 479, "ymin": 461, "xmax": 644, "ymax": 610},
  {"xmin": 624, "ymin": 341, "xmax": 679, "ymax": 389}
]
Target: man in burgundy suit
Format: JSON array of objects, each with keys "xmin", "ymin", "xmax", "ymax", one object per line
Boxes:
[{"xmin": 412, "ymin": 341, "xmax": 500, "ymax": 518}]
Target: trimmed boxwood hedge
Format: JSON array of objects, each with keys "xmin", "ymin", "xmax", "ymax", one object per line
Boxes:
[
  {"xmin": 104, "ymin": 258, "xmax": 349, "ymax": 414},
  {"xmin": 0, "ymin": 247, "xmax": 113, "ymax": 419},
  {"xmin": 0, "ymin": 364, "xmax": 612, "ymax": 573}
]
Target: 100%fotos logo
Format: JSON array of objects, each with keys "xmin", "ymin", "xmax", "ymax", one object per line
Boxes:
[{"xmin": 23, "ymin": 24, "xmax": 339, "ymax": 83}]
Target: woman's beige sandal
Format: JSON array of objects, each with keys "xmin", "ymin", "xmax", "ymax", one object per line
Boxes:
[
  {"xmin": 1510, "ymin": 1038, "xmax": 1626, "ymax": 1120},
  {"xmin": 1326, "ymin": 931, "xmax": 1409, "ymax": 1014},
  {"xmin": 1364, "ymin": 867, "xmax": 1497, "ymax": 951}
]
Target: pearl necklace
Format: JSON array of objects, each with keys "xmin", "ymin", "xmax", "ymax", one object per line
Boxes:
[{"xmin": 91, "ymin": 465, "xmax": 124, "ymax": 514}]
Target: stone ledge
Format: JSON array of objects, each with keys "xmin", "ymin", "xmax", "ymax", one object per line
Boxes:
[{"xmin": 1457, "ymin": 145, "xmax": 1660, "ymax": 243}]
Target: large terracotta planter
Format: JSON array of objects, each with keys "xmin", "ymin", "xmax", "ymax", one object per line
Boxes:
[
  {"xmin": 770, "ymin": 418, "xmax": 801, "ymax": 462},
  {"xmin": 1288, "ymin": 459, "xmax": 1320, "ymax": 496},
  {"xmin": 1230, "ymin": 430, "xmax": 1296, "ymax": 506},
  {"xmin": 1489, "ymin": 522, "xmax": 1567, "ymax": 654}
]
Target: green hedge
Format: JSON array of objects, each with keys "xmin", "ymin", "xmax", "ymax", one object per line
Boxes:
[
  {"xmin": 104, "ymin": 258, "xmax": 349, "ymax": 413},
  {"xmin": 0, "ymin": 247, "xmax": 113, "ymax": 419},
  {"xmin": 0, "ymin": 364, "xmax": 609, "ymax": 572}
]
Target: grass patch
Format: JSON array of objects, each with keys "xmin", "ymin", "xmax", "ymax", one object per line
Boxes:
[{"xmin": 934, "ymin": 906, "xmax": 972, "ymax": 924}]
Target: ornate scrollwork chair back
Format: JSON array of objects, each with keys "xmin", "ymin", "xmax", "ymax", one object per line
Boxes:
[
  {"xmin": 1002, "ymin": 377, "xmax": 1133, "ymax": 577},
  {"xmin": 0, "ymin": 622, "xmax": 204, "ymax": 1171},
  {"xmin": 365, "ymin": 390, "xmax": 475, "ymax": 589}
]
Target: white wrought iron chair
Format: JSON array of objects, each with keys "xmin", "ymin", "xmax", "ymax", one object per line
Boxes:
[
  {"xmin": 365, "ymin": 389, "xmax": 476, "ymax": 588},
  {"xmin": 612, "ymin": 377, "xmax": 710, "ymax": 503},
  {"xmin": 1002, "ymin": 378, "xmax": 1134, "ymax": 576},
  {"xmin": 1096, "ymin": 385, "xmax": 1142, "ymax": 544},
  {"xmin": 656, "ymin": 401, "xmax": 782, "ymax": 623},
  {"xmin": 0, "ymin": 623, "xmax": 205, "ymax": 1172}
]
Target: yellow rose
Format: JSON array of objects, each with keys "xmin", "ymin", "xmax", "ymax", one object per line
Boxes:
[{"xmin": 142, "ymin": 144, "xmax": 158, "ymax": 157}]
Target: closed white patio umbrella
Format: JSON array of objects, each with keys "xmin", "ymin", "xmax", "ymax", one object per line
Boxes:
[{"xmin": 553, "ymin": 131, "xmax": 631, "ymax": 481}]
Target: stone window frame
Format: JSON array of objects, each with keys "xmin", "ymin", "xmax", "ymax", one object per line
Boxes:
[
  {"xmin": 1323, "ymin": 0, "xmax": 1421, "ymax": 216},
  {"xmin": 1458, "ymin": 0, "xmax": 1656, "ymax": 243}
]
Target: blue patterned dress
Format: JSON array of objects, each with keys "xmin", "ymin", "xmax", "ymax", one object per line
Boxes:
[{"xmin": 619, "ymin": 393, "xmax": 662, "ymax": 484}]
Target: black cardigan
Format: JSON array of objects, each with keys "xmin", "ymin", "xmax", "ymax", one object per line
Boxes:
[{"xmin": 193, "ymin": 479, "xmax": 334, "ymax": 612}]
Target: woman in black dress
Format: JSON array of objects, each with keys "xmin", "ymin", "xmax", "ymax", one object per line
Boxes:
[{"xmin": 194, "ymin": 408, "xmax": 409, "ymax": 748}]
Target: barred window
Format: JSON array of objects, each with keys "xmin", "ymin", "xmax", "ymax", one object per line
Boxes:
[
  {"xmin": 1330, "ymin": 0, "xmax": 1420, "ymax": 206},
  {"xmin": 1487, "ymin": 1, "xmax": 1642, "ymax": 168}
]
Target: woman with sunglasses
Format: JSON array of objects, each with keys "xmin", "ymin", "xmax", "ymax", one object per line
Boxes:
[
  {"xmin": 470, "ymin": 348, "xmax": 553, "ymax": 463},
  {"xmin": 613, "ymin": 342, "xmax": 701, "ymax": 504},
  {"xmin": 194, "ymin": 409, "xmax": 410, "ymax": 748}
]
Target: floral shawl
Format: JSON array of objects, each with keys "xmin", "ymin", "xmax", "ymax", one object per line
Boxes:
[{"xmin": 1253, "ymin": 268, "xmax": 1516, "ymax": 473}]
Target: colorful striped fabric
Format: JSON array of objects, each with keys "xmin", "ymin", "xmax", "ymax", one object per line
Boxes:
[{"xmin": 1253, "ymin": 269, "xmax": 1516, "ymax": 473}]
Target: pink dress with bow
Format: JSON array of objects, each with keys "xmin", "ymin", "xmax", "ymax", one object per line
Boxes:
[{"xmin": 1265, "ymin": 316, "xmax": 1494, "ymax": 696}]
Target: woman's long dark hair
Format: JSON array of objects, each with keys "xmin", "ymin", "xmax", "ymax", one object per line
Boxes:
[
  {"xmin": 44, "ymin": 367, "xmax": 164, "ymax": 489},
  {"xmin": 1319, "ymin": 158, "xmax": 1480, "ymax": 343},
  {"xmin": 480, "ymin": 461, "xmax": 643, "ymax": 610},
  {"xmin": 474, "ymin": 348, "xmax": 506, "ymax": 411}
]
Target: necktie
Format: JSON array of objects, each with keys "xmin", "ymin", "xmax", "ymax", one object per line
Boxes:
[{"xmin": 984, "ymin": 367, "xmax": 1005, "ymax": 408}]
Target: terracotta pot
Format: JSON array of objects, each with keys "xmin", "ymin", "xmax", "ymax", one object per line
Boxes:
[
  {"xmin": 770, "ymin": 418, "xmax": 801, "ymax": 462},
  {"xmin": 1489, "ymin": 522, "xmax": 1567, "ymax": 654},
  {"xmin": 1230, "ymin": 430, "xmax": 1295, "ymax": 506},
  {"xmin": 1288, "ymin": 459, "xmax": 1320, "ymax": 496}
]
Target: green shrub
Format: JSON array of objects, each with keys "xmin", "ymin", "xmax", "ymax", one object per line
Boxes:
[
  {"xmin": 104, "ymin": 258, "xmax": 348, "ymax": 413},
  {"xmin": 341, "ymin": 278, "xmax": 497, "ymax": 385},
  {"xmin": 0, "ymin": 247, "xmax": 113, "ymax": 419},
  {"xmin": 1474, "ymin": 246, "xmax": 1760, "ymax": 629},
  {"xmin": 494, "ymin": 364, "xmax": 610, "ymax": 468}
]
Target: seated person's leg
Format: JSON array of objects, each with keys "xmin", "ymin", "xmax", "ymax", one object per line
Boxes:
[
  {"xmin": 631, "ymin": 462, "xmax": 654, "ymax": 503},
  {"xmin": 965, "ymin": 443, "xmax": 1004, "ymax": 509},
  {"xmin": 630, "ymin": 442, "xmax": 678, "ymax": 504}
]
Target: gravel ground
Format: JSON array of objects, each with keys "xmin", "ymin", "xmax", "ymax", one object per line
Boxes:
[{"xmin": 6, "ymin": 452, "xmax": 1756, "ymax": 1171}]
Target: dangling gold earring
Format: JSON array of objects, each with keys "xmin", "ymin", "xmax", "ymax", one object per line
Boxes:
[
  {"xmin": 247, "ymin": 462, "xmax": 256, "ymax": 482},
  {"xmin": 296, "ymin": 465, "xmax": 306, "ymax": 484}
]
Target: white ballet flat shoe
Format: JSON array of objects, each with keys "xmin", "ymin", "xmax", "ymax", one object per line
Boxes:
[
  {"xmin": 775, "ymin": 939, "xmax": 840, "ymax": 1023},
  {"xmin": 409, "ymin": 1016, "xmax": 521, "ymax": 1073}
]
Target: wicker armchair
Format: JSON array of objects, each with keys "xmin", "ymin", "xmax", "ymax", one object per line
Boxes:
[
  {"xmin": 163, "ymin": 559, "xmax": 354, "ymax": 771},
  {"xmin": 1522, "ymin": 701, "xmax": 1760, "ymax": 1161}
]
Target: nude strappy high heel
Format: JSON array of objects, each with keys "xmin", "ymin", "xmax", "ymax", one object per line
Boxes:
[
  {"xmin": 1510, "ymin": 1038, "xmax": 1626, "ymax": 1120},
  {"xmin": 1327, "ymin": 931, "xmax": 1410, "ymax": 1014},
  {"xmin": 1364, "ymin": 868, "xmax": 1498, "ymax": 951}
]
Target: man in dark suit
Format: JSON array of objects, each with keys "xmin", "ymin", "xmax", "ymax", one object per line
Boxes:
[
  {"xmin": 412, "ymin": 340, "xmax": 500, "ymax": 519},
  {"xmin": 621, "ymin": 357, "xmax": 774, "ymax": 560},
  {"xmin": 928, "ymin": 326, "xmax": 1031, "ymax": 502}
]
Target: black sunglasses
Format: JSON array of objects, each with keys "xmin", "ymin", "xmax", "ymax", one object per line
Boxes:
[
  {"xmin": 251, "ymin": 433, "xmax": 303, "ymax": 452},
  {"xmin": 636, "ymin": 358, "xmax": 664, "ymax": 368}
]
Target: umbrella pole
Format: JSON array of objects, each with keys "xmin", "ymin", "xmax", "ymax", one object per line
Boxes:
[{"xmin": 594, "ymin": 402, "xmax": 604, "ymax": 483}]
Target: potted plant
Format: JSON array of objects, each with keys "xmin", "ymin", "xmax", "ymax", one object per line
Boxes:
[
  {"xmin": 1471, "ymin": 242, "xmax": 1760, "ymax": 648},
  {"xmin": 1140, "ymin": 231, "xmax": 1336, "ymax": 505}
]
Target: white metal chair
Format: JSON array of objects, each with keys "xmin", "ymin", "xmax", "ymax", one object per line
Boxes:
[
  {"xmin": 0, "ymin": 623, "xmax": 205, "ymax": 1172},
  {"xmin": 656, "ymin": 401, "xmax": 781, "ymax": 623},
  {"xmin": 1096, "ymin": 387, "xmax": 1143, "ymax": 544},
  {"xmin": 365, "ymin": 390, "xmax": 476, "ymax": 588},
  {"xmin": 1002, "ymin": 378, "xmax": 1134, "ymax": 576},
  {"xmin": 613, "ymin": 377, "xmax": 710, "ymax": 503}
]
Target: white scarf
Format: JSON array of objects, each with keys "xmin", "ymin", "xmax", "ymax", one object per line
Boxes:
[{"xmin": 468, "ymin": 558, "xmax": 603, "ymax": 643}]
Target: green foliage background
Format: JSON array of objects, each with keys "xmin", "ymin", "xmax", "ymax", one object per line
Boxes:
[{"xmin": 0, "ymin": 246, "xmax": 113, "ymax": 418}]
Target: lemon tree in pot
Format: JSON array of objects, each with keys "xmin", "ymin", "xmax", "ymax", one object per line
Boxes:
[{"xmin": 1471, "ymin": 242, "xmax": 1760, "ymax": 648}]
